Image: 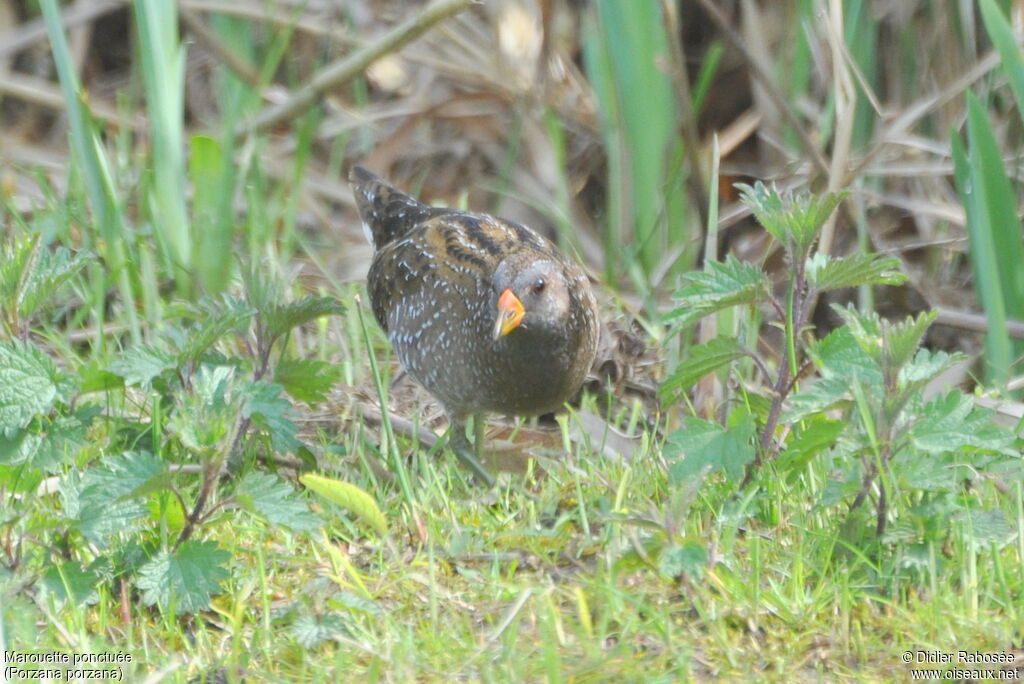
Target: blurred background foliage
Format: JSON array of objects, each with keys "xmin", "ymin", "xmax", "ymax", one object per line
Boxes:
[{"xmin": 4, "ymin": 0, "xmax": 1023, "ymax": 389}]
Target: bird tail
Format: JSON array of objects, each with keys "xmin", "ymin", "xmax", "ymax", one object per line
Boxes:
[{"xmin": 349, "ymin": 166, "xmax": 436, "ymax": 248}]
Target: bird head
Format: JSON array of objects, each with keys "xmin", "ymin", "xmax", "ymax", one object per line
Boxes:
[{"xmin": 492, "ymin": 258, "xmax": 571, "ymax": 340}]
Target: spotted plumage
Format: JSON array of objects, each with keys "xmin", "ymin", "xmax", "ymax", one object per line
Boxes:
[{"xmin": 351, "ymin": 166, "xmax": 599, "ymax": 480}]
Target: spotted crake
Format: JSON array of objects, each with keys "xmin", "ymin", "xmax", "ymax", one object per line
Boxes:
[{"xmin": 350, "ymin": 166, "xmax": 599, "ymax": 485}]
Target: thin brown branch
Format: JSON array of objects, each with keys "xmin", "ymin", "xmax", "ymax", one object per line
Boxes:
[
  {"xmin": 0, "ymin": 72, "xmax": 137, "ymax": 129},
  {"xmin": 240, "ymin": 0, "xmax": 479, "ymax": 137},
  {"xmin": 0, "ymin": 0, "xmax": 123, "ymax": 59},
  {"xmin": 935, "ymin": 307, "xmax": 1024, "ymax": 339},
  {"xmin": 179, "ymin": 5, "xmax": 262, "ymax": 88}
]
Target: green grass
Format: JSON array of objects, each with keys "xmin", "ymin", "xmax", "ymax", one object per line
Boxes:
[{"xmin": 2, "ymin": 2, "xmax": 1023, "ymax": 683}]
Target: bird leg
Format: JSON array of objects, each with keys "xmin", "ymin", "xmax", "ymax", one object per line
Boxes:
[{"xmin": 449, "ymin": 413, "xmax": 496, "ymax": 487}]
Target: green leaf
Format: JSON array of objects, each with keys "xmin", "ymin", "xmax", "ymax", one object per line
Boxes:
[
  {"xmin": 784, "ymin": 374, "xmax": 857, "ymax": 423},
  {"xmin": 0, "ymin": 340, "xmax": 68, "ymax": 431},
  {"xmin": 275, "ymin": 358, "xmax": 341, "ymax": 405},
  {"xmin": 657, "ymin": 540, "xmax": 707, "ymax": 580},
  {"xmin": 583, "ymin": 0, "xmax": 681, "ymax": 278},
  {"xmin": 137, "ymin": 540, "xmax": 230, "ymax": 614},
  {"xmin": 243, "ymin": 380, "xmax": 301, "ymax": 452},
  {"xmin": 167, "ymin": 365, "xmax": 242, "ymax": 453},
  {"xmin": 808, "ymin": 323, "xmax": 883, "ymax": 384},
  {"xmin": 979, "ymin": 0, "xmax": 1024, "ymax": 130},
  {"xmin": 135, "ymin": 0, "xmax": 190, "ymax": 293},
  {"xmin": 805, "ymin": 252, "xmax": 905, "ymax": 292},
  {"xmin": 301, "ymin": 473, "xmax": 388, "ymax": 536},
  {"xmin": 179, "ymin": 297, "xmax": 255, "ymax": 364},
  {"xmin": 235, "ymin": 472, "xmax": 321, "ymax": 534},
  {"xmin": 291, "ymin": 612, "xmax": 351, "ymax": 648},
  {"xmin": 40, "ymin": 561, "xmax": 99, "ymax": 607},
  {"xmin": 664, "ymin": 415, "xmax": 756, "ymax": 484},
  {"xmin": 737, "ymin": 182, "xmax": 847, "ymax": 257},
  {"xmin": 0, "ymin": 237, "xmax": 87, "ymax": 330},
  {"xmin": 5, "ymin": 413, "xmax": 89, "ymax": 471},
  {"xmin": 263, "ymin": 296, "xmax": 346, "ymax": 344},
  {"xmin": 898, "ymin": 348, "xmax": 964, "ymax": 393},
  {"xmin": 70, "ymin": 451, "xmax": 165, "ymax": 546},
  {"xmin": 910, "ymin": 392, "xmax": 1015, "ymax": 456},
  {"xmin": 951, "ymin": 93, "xmax": 1024, "ymax": 383},
  {"xmin": 78, "ymin": 361, "xmax": 125, "ymax": 393},
  {"xmin": 666, "ymin": 255, "xmax": 770, "ymax": 327},
  {"xmin": 108, "ymin": 345, "xmax": 176, "ymax": 387},
  {"xmin": 882, "ymin": 311, "xmax": 937, "ymax": 371},
  {"xmin": 659, "ymin": 337, "xmax": 748, "ymax": 404},
  {"xmin": 891, "ymin": 449, "xmax": 961, "ymax": 493},
  {"xmin": 957, "ymin": 509, "xmax": 1014, "ymax": 550},
  {"xmin": 775, "ymin": 416, "xmax": 845, "ymax": 478}
]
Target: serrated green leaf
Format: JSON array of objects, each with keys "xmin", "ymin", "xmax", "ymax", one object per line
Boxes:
[
  {"xmin": 8, "ymin": 413, "xmax": 88, "ymax": 471},
  {"xmin": 0, "ymin": 237, "xmax": 87, "ymax": 329},
  {"xmin": 891, "ymin": 449, "xmax": 961, "ymax": 492},
  {"xmin": 737, "ymin": 182, "xmax": 847, "ymax": 257},
  {"xmin": 179, "ymin": 297, "xmax": 256, "ymax": 364},
  {"xmin": 167, "ymin": 365, "xmax": 242, "ymax": 454},
  {"xmin": 70, "ymin": 451, "xmax": 165, "ymax": 546},
  {"xmin": 911, "ymin": 392, "xmax": 1015, "ymax": 456},
  {"xmin": 243, "ymin": 380, "xmax": 301, "ymax": 452},
  {"xmin": 235, "ymin": 472, "xmax": 321, "ymax": 533},
  {"xmin": 784, "ymin": 374, "xmax": 857, "ymax": 423},
  {"xmin": 0, "ymin": 340, "xmax": 67, "ymax": 430},
  {"xmin": 659, "ymin": 337, "xmax": 748, "ymax": 403},
  {"xmin": 264, "ymin": 296, "xmax": 345, "ymax": 343},
  {"xmin": 301, "ymin": 473, "xmax": 387, "ymax": 536},
  {"xmin": 805, "ymin": 252, "xmax": 905, "ymax": 292},
  {"xmin": 775, "ymin": 416, "xmax": 845, "ymax": 478},
  {"xmin": 664, "ymin": 416, "xmax": 756, "ymax": 484},
  {"xmin": 275, "ymin": 358, "xmax": 341, "ymax": 404},
  {"xmin": 666, "ymin": 255, "xmax": 769, "ymax": 327},
  {"xmin": 807, "ymin": 324, "xmax": 883, "ymax": 384},
  {"xmin": 898, "ymin": 348, "xmax": 965, "ymax": 392},
  {"xmin": 957, "ymin": 508, "xmax": 1014, "ymax": 550},
  {"xmin": 108, "ymin": 345, "xmax": 176, "ymax": 386},
  {"xmin": 82, "ymin": 451, "xmax": 165, "ymax": 495},
  {"xmin": 827, "ymin": 305, "xmax": 885, "ymax": 366},
  {"xmin": 291, "ymin": 612, "xmax": 350, "ymax": 648},
  {"xmin": 883, "ymin": 311, "xmax": 938, "ymax": 370},
  {"xmin": 137, "ymin": 540, "xmax": 230, "ymax": 614},
  {"xmin": 658, "ymin": 540, "xmax": 707, "ymax": 580}
]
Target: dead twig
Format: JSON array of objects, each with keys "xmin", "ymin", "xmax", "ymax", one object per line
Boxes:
[
  {"xmin": 0, "ymin": 0, "xmax": 123, "ymax": 59},
  {"xmin": 240, "ymin": 0, "xmax": 479, "ymax": 137},
  {"xmin": 179, "ymin": 5, "xmax": 262, "ymax": 88}
]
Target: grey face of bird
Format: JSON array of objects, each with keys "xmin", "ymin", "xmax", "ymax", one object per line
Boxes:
[{"xmin": 491, "ymin": 258, "xmax": 572, "ymax": 342}]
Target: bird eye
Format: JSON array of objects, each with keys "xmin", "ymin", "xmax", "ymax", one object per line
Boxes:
[{"xmin": 532, "ymin": 279, "xmax": 546, "ymax": 294}]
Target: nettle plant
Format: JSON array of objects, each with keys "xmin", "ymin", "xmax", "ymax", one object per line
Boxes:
[
  {"xmin": 660, "ymin": 183, "xmax": 1018, "ymax": 548},
  {"xmin": 0, "ymin": 234, "xmax": 351, "ymax": 614}
]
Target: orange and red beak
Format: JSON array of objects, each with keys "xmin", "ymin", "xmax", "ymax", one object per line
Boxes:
[{"xmin": 493, "ymin": 288, "xmax": 525, "ymax": 339}]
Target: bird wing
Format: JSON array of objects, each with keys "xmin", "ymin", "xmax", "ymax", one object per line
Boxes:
[{"xmin": 366, "ymin": 211, "xmax": 555, "ymax": 333}]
